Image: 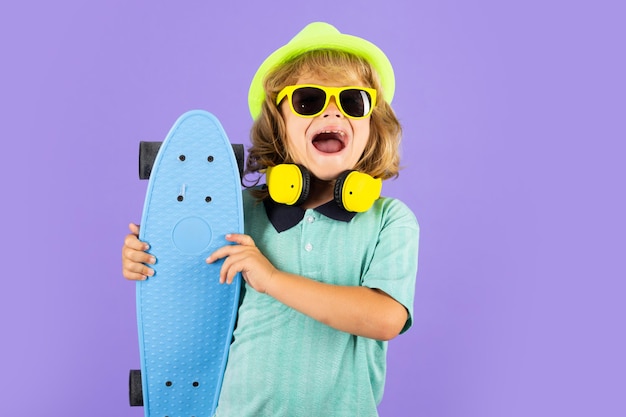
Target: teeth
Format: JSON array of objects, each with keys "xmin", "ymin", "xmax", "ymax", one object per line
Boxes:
[{"xmin": 320, "ymin": 130, "xmax": 345, "ymax": 135}]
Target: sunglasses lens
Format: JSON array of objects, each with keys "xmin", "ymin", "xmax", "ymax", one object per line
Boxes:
[
  {"xmin": 339, "ymin": 89, "xmax": 372, "ymax": 118},
  {"xmin": 291, "ymin": 87, "xmax": 327, "ymax": 116}
]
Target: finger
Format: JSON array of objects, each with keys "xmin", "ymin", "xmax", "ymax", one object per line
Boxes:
[
  {"xmin": 207, "ymin": 234, "xmax": 255, "ymax": 263},
  {"xmin": 206, "ymin": 244, "xmax": 242, "ymax": 264},
  {"xmin": 122, "ymin": 260, "xmax": 154, "ymax": 280},
  {"xmin": 226, "ymin": 266, "xmax": 241, "ymax": 285},
  {"xmin": 123, "ymin": 271, "xmax": 143, "ymax": 281},
  {"xmin": 209, "ymin": 249, "xmax": 238, "ymax": 283},
  {"xmin": 124, "ymin": 233, "xmax": 150, "ymax": 252},
  {"xmin": 123, "ymin": 246, "xmax": 156, "ymax": 266},
  {"xmin": 126, "ymin": 224, "xmax": 149, "ymax": 250},
  {"xmin": 122, "ymin": 255, "xmax": 154, "ymax": 277},
  {"xmin": 225, "ymin": 233, "xmax": 256, "ymax": 247},
  {"xmin": 218, "ymin": 253, "xmax": 244, "ymax": 285},
  {"xmin": 123, "ymin": 270, "xmax": 148, "ymax": 281},
  {"xmin": 128, "ymin": 223, "xmax": 140, "ymax": 235}
]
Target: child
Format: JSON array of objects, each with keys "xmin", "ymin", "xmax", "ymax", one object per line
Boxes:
[{"xmin": 122, "ymin": 22, "xmax": 419, "ymax": 417}]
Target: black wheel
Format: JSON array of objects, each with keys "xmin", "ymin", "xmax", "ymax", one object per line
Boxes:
[
  {"xmin": 139, "ymin": 141, "xmax": 245, "ymax": 180},
  {"xmin": 129, "ymin": 369, "xmax": 143, "ymax": 406},
  {"xmin": 232, "ymin": 143, "xmax": 245, "ymax": 179},
  {"xmin": 139, "ymin": 141, "xmax": 162, "ymax": 180}
]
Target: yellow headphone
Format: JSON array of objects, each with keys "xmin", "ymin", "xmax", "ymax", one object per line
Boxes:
[{"xmin": 265, "ymin": 164, "xmax": 382, "ymax": 212}]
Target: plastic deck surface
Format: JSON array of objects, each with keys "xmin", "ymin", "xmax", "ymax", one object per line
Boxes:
[{"xmin": 137, "ymin": 110, "xmax": 243, "ymax": 417}]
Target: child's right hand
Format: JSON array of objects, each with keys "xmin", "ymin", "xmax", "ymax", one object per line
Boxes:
[{"xmin": 122, "ymin": 223, "xmax": 156, "ymax": 281}]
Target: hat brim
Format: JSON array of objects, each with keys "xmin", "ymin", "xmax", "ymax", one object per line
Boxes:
[{"xmin": 248, "ymin": 23, "xmax": 395, "ymax": 120}]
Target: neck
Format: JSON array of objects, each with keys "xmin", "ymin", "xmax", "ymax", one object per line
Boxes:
[{"xmin": 300, "ymin": 176, "xmax": 335, "ymax": 209}]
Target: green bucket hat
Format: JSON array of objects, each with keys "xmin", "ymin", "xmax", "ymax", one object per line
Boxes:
[{"xmin": 248, "ymin": 22, "xmax": 395, "ymax": 120}]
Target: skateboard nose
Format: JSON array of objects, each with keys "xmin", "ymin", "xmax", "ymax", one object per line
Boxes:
[{"xmin": 172, "ymin": 216, "xmax": 212, "ymax": 254}]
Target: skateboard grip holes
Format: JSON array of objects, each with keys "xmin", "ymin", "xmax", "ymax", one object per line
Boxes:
[
  {"xmin": 165, "ymin": 381, "xmax": 172, "ymax": 387},
  {"xmin": 178, "ymin": 155, "xmax": 186, "ymax": 161},
  {"xmin": 207, "ymin": 155, "xmax": 214, "ymax": 162},
  {"xmin": 193, "ymin": 381, "xmax": 199, "ymax": 387},
  {"xmin": 205, "ymin": 196, "xmax": 212, "ymax": 203},
  {"xmin": 177, "ymin": 184, "xmax": 187, "ymax": 202}
]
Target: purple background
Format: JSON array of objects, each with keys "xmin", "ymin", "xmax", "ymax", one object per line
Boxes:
[{"xmin": 1, "ymin": 1, "xmax": 624, "ymax": 416}]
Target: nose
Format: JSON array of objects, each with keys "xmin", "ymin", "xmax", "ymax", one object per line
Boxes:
[{"xmin": 323, "ymin": 97, "xmax": 343, "ymax": 118}]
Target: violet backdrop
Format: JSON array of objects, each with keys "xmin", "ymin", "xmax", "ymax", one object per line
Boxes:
[{"xmin": 1, "ymin": 1, "xmax": 624, "ymax": 416}]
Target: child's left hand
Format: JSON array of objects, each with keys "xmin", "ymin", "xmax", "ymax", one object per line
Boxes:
[{"xmin": 207, "ymin": 233, "xmax": 277, "ymax": 294}]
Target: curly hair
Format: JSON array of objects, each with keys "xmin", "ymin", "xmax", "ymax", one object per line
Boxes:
[{"xmin": 244, "ymin": 49, "xmax": 403, "ymax": 199}]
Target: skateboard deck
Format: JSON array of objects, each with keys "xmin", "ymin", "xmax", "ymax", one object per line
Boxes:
[{"xmin": 133, "ymin": 110, "xmax": 243, "ymax": 417}]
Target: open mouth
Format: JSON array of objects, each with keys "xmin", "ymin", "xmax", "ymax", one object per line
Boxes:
[{"xmin": 312, "ymin": 130, "xmax": 346, "ymax": 154}]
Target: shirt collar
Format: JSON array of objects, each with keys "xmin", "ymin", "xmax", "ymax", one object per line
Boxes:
[{"xmin": 263, "ymin": 198, "xmax": 357, "ymax": 233}]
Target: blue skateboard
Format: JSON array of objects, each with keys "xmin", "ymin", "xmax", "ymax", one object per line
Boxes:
[{"xmin": 129, "ymin": 110, "xmax": 244, "ymax": 417}]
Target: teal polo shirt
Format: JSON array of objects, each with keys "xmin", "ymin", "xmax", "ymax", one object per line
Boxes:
[{"xmin": 215, "ymin": 189, "xmax": 419, "ymax": 417}]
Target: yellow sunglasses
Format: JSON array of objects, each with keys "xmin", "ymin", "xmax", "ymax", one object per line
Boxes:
[{"xmin": 276, "ymin": 84, "xmax": 377, "ymax": 119}]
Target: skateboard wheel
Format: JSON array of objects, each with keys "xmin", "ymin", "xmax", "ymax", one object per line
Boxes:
[
  {"xmin": 129, "ymin": 369, "xmax": 143, "ymax": 406},
  {"xmin": 232, "ymin": 144, "xmax": 245, "ymax": 179},
  {"xmin": 139, "ymin": 142, "xmax": 162, "ymax": 180},
  {"xmin": 139, "ymin": 141, "xmax": 246, "ymax": 180}
]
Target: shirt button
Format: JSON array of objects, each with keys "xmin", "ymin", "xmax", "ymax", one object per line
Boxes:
[
  {"xmin": 306, "ymin": 216, "xmax": 315, "ymax": 224},
  {"xmin": 304, "ymin": 243, "xmax": 313, "ymax": 252}
]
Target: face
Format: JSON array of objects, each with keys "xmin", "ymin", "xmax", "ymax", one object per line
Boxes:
[{"xmin": 280, "ymin": 75, "xmax": 372, "ymax": 181}]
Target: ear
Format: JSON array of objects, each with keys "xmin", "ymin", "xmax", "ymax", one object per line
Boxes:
[{"xmin": 266, "ymin": 164, "xmax": 310, "ymax": 206}]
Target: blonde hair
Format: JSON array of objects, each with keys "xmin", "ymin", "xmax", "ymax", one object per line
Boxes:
[{"xmin": 244, "ymin": 49, "xmax": 403, "ymax": 196}]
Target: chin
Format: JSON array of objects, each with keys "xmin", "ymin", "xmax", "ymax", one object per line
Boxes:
[
  {"xmin": 310, "ymin": 168, "xmax": 347, "ymax": 182},
  {"xmin": 306, "ymin": 155, "xmax": 356, "ymax": 181}
]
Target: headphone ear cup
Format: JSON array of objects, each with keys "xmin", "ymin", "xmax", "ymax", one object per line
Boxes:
[
  {"xmin": 266, "ymin": 164, "xmax": 310, "ymax": 206},
  {"xmin": 297, "ymin": 164, "xmax": 311, "ymax": 205},
  {"xmin": 334, "ymin": 170, "xmax": 352, "ymax": 210},
  {"xmin": 334, "ymin": 170, "xmax": 382, "ymax": 212}
]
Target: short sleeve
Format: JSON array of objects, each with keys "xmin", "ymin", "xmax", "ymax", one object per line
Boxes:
[{"xmin": 361, "ymin": 199, "xmax": 419, "ymax": 334}]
